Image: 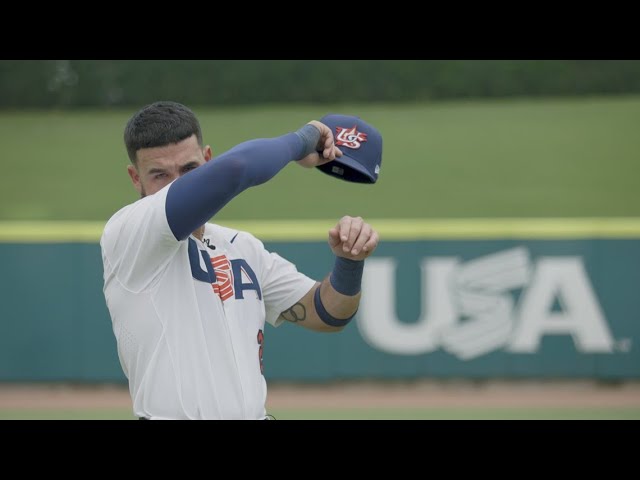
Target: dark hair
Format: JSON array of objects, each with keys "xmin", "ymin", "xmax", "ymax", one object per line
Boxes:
[{"xmin": 124, "ymin": 101, "xmax": 203, "ymax": 164}]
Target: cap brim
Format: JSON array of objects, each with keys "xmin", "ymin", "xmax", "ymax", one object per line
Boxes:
[{"xmin": 316, "ymin": 153, "xmax": 377, "ymax": 184}]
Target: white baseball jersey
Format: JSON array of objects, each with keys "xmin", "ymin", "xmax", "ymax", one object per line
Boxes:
[{"xmin": 100, "ymin": 185, "xmax": 316, "ymax": 419}]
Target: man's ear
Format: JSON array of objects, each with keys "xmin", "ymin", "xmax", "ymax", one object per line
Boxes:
[
  {"xmin": 127, "ymin": 164, "xmax": 143, "ymax": 195},
  {"xmin": 204, "ymin": 145, "xmax": 213, "ymax": 162}
]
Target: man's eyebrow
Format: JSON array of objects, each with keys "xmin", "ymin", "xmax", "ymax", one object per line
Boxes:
[
  {"xmin": 147, "ymin": 167, "xmax": 166, "ymax": 175},
  {"xmin": 180, "ymin": 161, "xmax": 200, "ymax": 171}
]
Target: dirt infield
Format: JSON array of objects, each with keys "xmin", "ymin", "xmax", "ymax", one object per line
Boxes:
[{"xmin": 1, "ymin": 380, "xmax": 639, "ymax": 410}]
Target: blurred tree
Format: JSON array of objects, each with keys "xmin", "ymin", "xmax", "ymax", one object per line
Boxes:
[{"xmin": 1, "ymin": 60, "xmax": 638, "ymax": 108}]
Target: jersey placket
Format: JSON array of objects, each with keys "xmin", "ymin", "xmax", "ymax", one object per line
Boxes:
[{"xmin": 200, "ymin": 237, "xmax": 250, "ymax": 418}]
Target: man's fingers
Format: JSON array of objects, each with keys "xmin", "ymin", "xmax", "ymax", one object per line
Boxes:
[
  {"xmin": 362, "ymin": 230, "xmax": 379, "ymax": 254},
  {"xmin": 326, "ymin": 147, "xmax": 340, "ymax": 160},
  {"xmin": 325, "ymin": 134, "xmax": 333, "ymax": 151},
  {"xmin": 320, "ymin": 130, "xmax": 334, "ymax": 160},
  {"xmin": 327, "ymin": 142, "xmax": 338, "ymax": 160},
  {"xmin": 350, "ymin": 224, "xmax": 371, "ymax": 255},
  {"xmin": 345, "ymin": 217, "xmax": 363, "ymax": 252},
  {"xmin": 332, "ymin": 217, "xmax": 378, "ymax": 258},
  {"xmin": 328, "ymin": 227, "xmax": 341, "ymax": 247},
  {"xmin": 338, "ymin": 217, "xmax": 352, "ymax": 246},
  {"xmin": 326, "ymin": 147, "xmax": 336, "ymax": 161}
]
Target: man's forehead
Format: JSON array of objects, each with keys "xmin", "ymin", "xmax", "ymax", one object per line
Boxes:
[
  {"xmin": 139, "ymin": 156, "xmax": 201, "ymax": 172},
  {"xmin": 137, "ymin": 143, "xmax": 202, "ymax": 171}
]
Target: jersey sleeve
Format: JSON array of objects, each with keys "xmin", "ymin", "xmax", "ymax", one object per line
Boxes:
[
  {"xmin": 101, "ymin": 184, "xmax": 181, "ymax": 292},
  {"xmin": 262, "ymin": 251, "xmax": 317, "ymax": 328},
  {"xmin": 239, "ymin": 233, "xmax": 317, "ymax": 328}
]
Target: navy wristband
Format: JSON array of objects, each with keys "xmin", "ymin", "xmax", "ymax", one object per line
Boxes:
[
  {"xmin": 329, "ymin": 257, "xmax": 364, "ymax": 296},
  {"xmin": 314, "ymin": 287, "xmax": 356, "ymax": 328}
]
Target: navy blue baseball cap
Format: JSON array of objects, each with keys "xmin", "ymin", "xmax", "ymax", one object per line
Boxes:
[{"xmin": 316, "ymin": 114, "xmax": 382, "ymax": 184}]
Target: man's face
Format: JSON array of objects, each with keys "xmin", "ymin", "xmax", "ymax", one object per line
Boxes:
[{"xmin": 127, "ymin": 134, "xmax": 212, "ymax": 197}]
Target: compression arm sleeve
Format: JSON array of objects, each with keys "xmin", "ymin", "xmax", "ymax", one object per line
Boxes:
[{"xmin": 165, "ymin": 131, "xmax": 310, "ymax": 241}]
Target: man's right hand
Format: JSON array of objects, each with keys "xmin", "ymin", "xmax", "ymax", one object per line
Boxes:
[{"xmin": 296, "ymin": 120, "xmax": 343, "ymax": 168}]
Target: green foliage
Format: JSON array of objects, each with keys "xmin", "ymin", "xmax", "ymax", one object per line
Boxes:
[{"xmin": 1, "ymin": 60, "xmax": 640, "ymax": 108}]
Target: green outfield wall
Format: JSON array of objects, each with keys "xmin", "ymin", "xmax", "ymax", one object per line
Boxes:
[{"xmin": 1, "ymin": 219, "xmax": 638, "ymax": 381}]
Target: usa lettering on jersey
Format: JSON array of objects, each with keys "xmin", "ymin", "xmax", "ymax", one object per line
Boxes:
[{"xmin": 188, "ymin": 238, "xmax": 263, "ymax": 302}]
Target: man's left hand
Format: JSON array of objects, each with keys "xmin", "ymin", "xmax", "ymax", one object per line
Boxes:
[{"xmin": 328, "ymin": 216, "xmax": 379, "ymax": 260}]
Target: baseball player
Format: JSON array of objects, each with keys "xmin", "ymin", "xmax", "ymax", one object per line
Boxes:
[{"xmin": 100, "ymin": 101, "xmax": 380, "ymax": 420}]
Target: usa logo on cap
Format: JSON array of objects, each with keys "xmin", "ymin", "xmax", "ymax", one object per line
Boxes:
[{"xmin": 335, "ymin": 126, "xmax": 368, "ymax": 149}]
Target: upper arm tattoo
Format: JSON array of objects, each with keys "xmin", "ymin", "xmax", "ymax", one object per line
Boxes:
[{"xmin": 281, "ymin": 302, "xmax": 306, "ymax": 323}]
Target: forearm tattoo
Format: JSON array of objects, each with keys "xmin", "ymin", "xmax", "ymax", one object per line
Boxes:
[{"xmin": 281, "ymin": 302, "xmax": 306, "ymax": 323}]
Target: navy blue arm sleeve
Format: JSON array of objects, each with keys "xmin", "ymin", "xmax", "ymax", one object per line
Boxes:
[{"xmin": 165, "ymin": 132, "xmax": 303, "ymax": 241}]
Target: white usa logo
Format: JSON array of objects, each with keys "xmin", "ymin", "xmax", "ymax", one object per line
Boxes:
[
  {"xmin": 335, "ymin": 126, "xmax": 368, "ymax": 149},
  {"xmin": 357, "ymin": 247, "xmax": 618, "ymax": 360}
]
